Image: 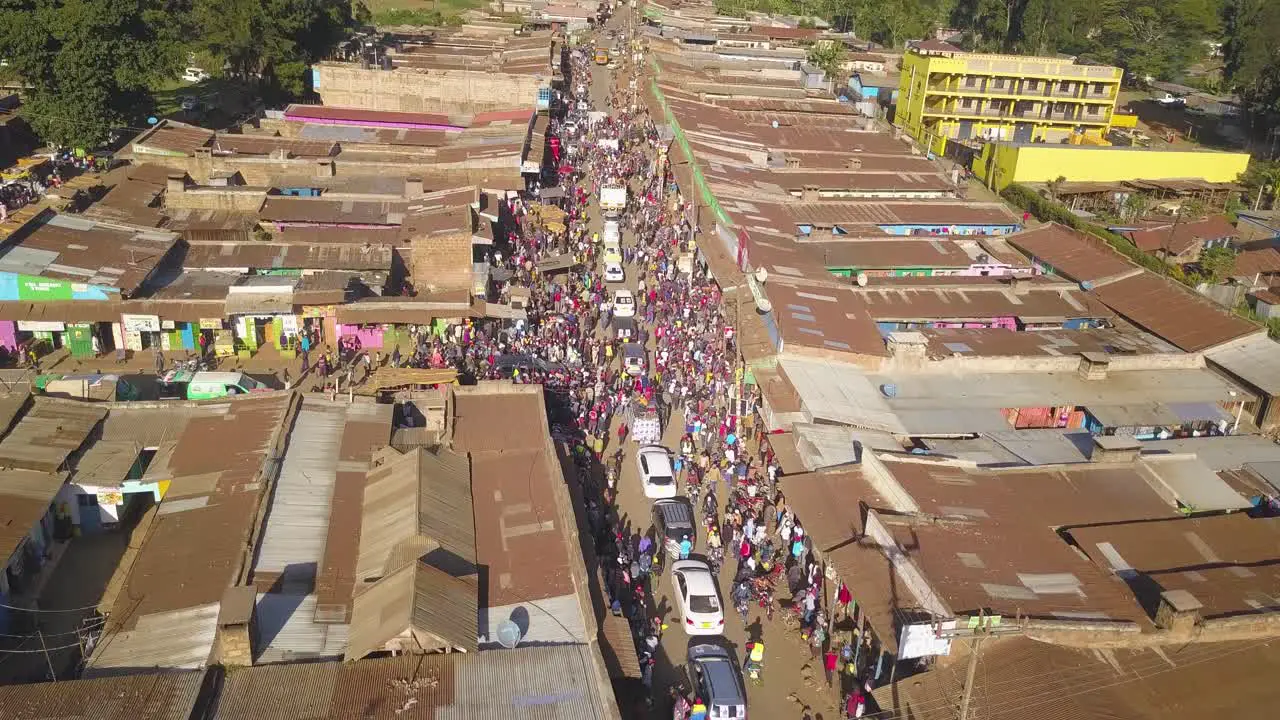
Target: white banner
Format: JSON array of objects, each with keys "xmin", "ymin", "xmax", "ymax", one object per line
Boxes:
[
  {"xmin": 17, "ymin": 321, "xmax": 65, "ymax": 332},
  {"xmin": 121, "ymin": 313, "xmax": 161, "ymax": 333},
  {"xmin": 897, "ymin": 621, "xmax": 956, "ymax": 660}
]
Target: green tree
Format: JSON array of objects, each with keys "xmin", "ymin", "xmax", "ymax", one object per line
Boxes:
[
  {"xmin": 1198, "ymin": 246, "xmax": 1236, "ymax": 284},
  {"xmin": 0, "ymin": 0, "xmax": 189, "ymax": 148},
  {"xmin": 806, "ymin": 40, "xmax": 848, "ymax": 79},
  {"xmin": 194, "ymin": 0, "xmax": 358, "ymax": 99},
  {"xmin": 1223, "ymin": 0, "xmax": 1280, "ymax": 132}
]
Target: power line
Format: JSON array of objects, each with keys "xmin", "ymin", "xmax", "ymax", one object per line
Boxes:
[
  {"xmin": 0, "ymin": 600, "xmax": 105, "ymax": 613},
  {"xmin": 0, "ymin": 619, "xmax": 105, "ymax": 639}
]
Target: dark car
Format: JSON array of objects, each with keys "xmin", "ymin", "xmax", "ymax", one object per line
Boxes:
[
  {"xmin": 688, "ymin": 643, "xmax": 748, "ymax": 718},
  {"xmin": 652, "ymin": 497, "xmax": 695, "ymax": 559}
]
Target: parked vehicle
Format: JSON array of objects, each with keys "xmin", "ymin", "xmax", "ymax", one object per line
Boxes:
[
  {"xmin": 672, "ymin": 560, "xmax": 726, "ymax": 635},
  {"xmin": 158, "ymin": 370, "xmax": 265, "ymax": 400},
  {"xmin": 636, "ymin": 444, "xmax": 677, "ymax": 499},
  {"xmin": 181, "ymin": 67, "xmax": 210, "ymax": 82},
  {"xmin": 688, "ymin": 644, "xmax": 748, "ymax": 718},
  {"xmin": 36, "ymin": 374, "xmax": 139, "ymax": 402}
]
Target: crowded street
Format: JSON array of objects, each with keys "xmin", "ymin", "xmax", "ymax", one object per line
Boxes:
[{"xmin": 412, "ymin": 10, "xmax": 860, "ymax": 720}]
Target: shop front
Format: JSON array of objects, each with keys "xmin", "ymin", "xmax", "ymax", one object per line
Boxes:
[
  {"xmin": 224, "ymin": 287, "xmax": 299, "ymax": 358},
  {"xmin": 0, "ymin": 301, "xmax": 122, "ymax": 359}
]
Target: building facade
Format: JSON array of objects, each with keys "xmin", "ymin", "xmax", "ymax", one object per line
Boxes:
[{"xmin": 895, "ymin": 41, "xmax": 1123, "ymax": 155}]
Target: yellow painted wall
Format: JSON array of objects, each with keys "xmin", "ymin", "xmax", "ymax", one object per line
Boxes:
[
  {"xmin": 896, "ymin": 50, "xmax": 1124, "ymax": 158},
  {"xmin": 975, "ymin": 143, "xmax": 1251, "ymax": 190}
]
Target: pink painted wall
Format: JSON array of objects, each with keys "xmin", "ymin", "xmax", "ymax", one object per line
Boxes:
[
  {"xmin": 338, "ymin": 324, "xmax": 384, "ymax": 349},
  {"xmin": 0, "ymin": 321, "xmax": 16, "ymax": 351}
]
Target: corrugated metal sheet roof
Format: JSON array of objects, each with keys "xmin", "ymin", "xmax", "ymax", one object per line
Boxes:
[
  {"xmin": 85, "ymin": 603, "xmax": 221, "ymax": 675},
  {"xmin": 256, "ymin": 401, "xmax": 347, "ymax": 579},
  {"xmin": 412, "ymin": 562, "xmax": 479, "ymax": 652},
  {"xmin": 216, "ymin": 644, "xmax": 611, "ymax": 720},
  {"xmin": 254, "ymin": 593, "xmax": 349, "ymax": 663},
  {"xmin": 0, "ymin": 399, "xmax": 107, "ymax": 472},
  {"xmin": 0, "ymin": 668, "xmax": 205, "ymax": 720},
  {"xmin": 346, "ymin": 562, "xmax": 414, "ymax": 661},
  {"xmin": 417, "ymin": 447, "xmax": 476, "ymax": 564}
]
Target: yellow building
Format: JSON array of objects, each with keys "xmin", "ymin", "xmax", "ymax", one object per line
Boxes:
[
  {"xmin": 975, "ymin": 143, "xmax": 1252, "ymax": 191},
  {"xmin": 895, "ymin": 40, "xmax": 1124, "ymax": 156}
]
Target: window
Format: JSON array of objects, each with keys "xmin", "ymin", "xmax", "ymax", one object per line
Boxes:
[
  {"xmin": 964, "ymin": 76, "xmax": 978, "ymax": 88},
  {"xmin": 1059, "ymin": 80, "xmax": 1070, "ymax": 91},
  {"xmin": 1025, "ymin": 80, "xmax": 1038, "ymax": 91},
  {"xmin": 640, "ymin": 456, "xmax": 649, "ymax": 473},
  {"xmin": 77, "ymin": 494, "xmax": 98, "ymax": 507},
  {"xmin": 676, "ymin": 573, "xmax": 687, "ymax": 596},
  {"xmin": 690, "ymin": 594, "xmax": 720, "ymax": 613},
  {"xmin": 961, "ymin": 98, "xmax": 975, "ymax": 109}
]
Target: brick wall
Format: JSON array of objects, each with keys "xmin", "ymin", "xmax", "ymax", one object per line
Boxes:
[
  {"xmin": 411, "ymin": 233, "xmax": 474, "ymax": 293},
  {"xmin": 315, "ymin": 64, "xmax": 545, "ymax": 114}
]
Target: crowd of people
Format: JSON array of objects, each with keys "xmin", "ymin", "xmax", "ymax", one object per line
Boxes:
[{"xmin": 309, "ymin": 24, "xmax": 872, "ymax": 720}]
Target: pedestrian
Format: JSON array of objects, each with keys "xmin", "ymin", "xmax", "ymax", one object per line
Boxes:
[
  {"xmin": 679, "ymin": 533, "xmax": 692, "ymax": 560},
  {"xmin": 824, "ymin": 649, "xmax": 838, "ymax": 687},
  {"xmin": 154, "ymin": 349, "xmax": 165, "ymax": 374}
]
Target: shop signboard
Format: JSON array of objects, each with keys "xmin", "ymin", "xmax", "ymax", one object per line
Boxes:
[
  {"xmin": 199, "ymin": 318, "xmax": 224, "ymax": 330},
  {"xmin": 17, "ymin": 320, "xmax": 66, "ymax": 332},
  {"xmin": 96, "ymin": 490, "xmax": 124, "ymax": 507},
  {"xmin": 301, "ymin": 305, "xmax": 335, "ymax": 318},
  {"xmin": 121, "ymin": 313, "xmax": 161, "ymax": 333},
  {"xmin": 0, "ymin": 272, "xmax": 114, "ymax": 301}
]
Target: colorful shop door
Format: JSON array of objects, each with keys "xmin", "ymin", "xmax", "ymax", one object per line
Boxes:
[{"xmin": 66, "ymin": 323, "xmax": 95, "ymax": 358}]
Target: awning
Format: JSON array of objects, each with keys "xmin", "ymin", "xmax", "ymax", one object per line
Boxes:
[
  {"xmin": 1086, "ymin": 402, "xmax": 1230, "ymax": 428},
  {"xmin": 538, "ymin": 187, "xmax": 566, "ymax": 200},
  {"xmin": 223, "ymin": 293, "xmax": 295, "ymax": 316},
  {"xmin": 0, "ymin": 301, "xmax": 123, "ymax": 323},
  {"xmin": 481, "ymin": 302, "xmax": 527, "ymax": 321},
  {"xmin": 535, "ymin": 254, "xmax": 580, "ymax": 273}
]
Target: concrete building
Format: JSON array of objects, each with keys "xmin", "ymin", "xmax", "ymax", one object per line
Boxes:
[
  {"xmin": 895, "ymin": 40, "xmax": 1125, "ymax": 154},
  {"xmin": 975, "ymin": 142, "xmax": 1252, "ymax": 191}
]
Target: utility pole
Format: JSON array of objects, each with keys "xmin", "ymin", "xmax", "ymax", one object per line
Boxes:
[{"xmin": 957, "ymin": 634, "xmax": 982, "ymax": 720}]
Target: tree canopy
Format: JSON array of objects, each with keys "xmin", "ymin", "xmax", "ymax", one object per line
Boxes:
[{"xmin": 0, "ymin": 0, "xmax": 364, "ymax": 148}]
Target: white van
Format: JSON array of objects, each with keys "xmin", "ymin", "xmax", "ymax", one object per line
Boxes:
[{"xmin": 159, "ymin": 370, "xmax": 265, "ymax": 400}]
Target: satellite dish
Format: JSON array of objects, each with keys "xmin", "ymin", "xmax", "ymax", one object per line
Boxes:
[
  {"xmin": 754, "ymin": 267, "xmax": 768, "ymax": 283},
  {"xmin": 855, "ymin": 272, "xmax": 868, "ymax": 287},
  {"xmin": 496, "ymin": 620, "xmax": 523, "ymax": 649}
]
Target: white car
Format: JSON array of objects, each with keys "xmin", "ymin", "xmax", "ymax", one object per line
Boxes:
[
  {"xmin": 181, "ymin": 67, "xmax": 209, "ymax": 83},
  {"xmin": 613, "ymin": 289, "xmax": 635, "ymax": 317},
  {"xmin": 672, "ymin": 560, "xmax": 725, "ymax": 635},
  {"xmin": 637, "ymin": 445, "xmax": 677, "ymax": 499},
  {"xmin": 604, "ymin": 262, "xmax": 625, "ymax": 283},
  {"xmin": 603, "ymin": 219, "xmax": 621, "ymax": 245}
]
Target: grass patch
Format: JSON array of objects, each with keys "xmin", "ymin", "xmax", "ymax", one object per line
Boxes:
[{"xmin": 366, "ymin": 0, "xmax": 484, "ymax": 25}]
